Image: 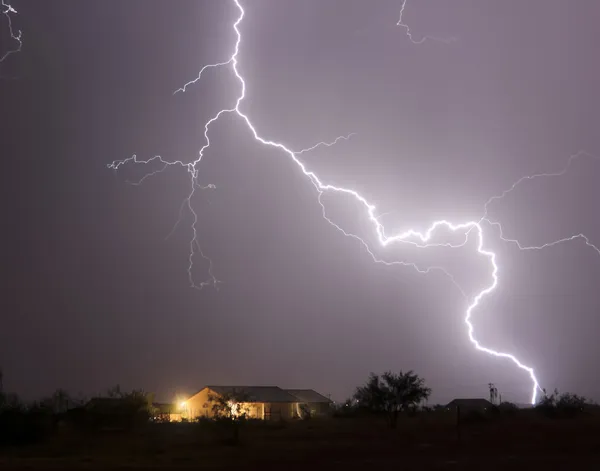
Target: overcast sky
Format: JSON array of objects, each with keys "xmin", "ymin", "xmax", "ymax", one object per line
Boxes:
[{"xmin": 1, "ymin": 0, "xmax": 599, "ymax": 405}]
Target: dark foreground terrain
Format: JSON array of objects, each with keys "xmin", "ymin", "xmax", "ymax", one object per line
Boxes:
[{"xmin": 2, "ymin": 410, "xmax": 600, "ymax": 469}]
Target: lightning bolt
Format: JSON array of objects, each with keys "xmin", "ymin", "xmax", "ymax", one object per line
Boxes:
[
  {"xmin": 0, "ymin": 0, "xmax": 22, "ymax": 64},
  {"xmin": 397, "ymin": 0, "xmax": 456, "ymax": 45},
  {"xmin": 109, "ymin": 0, "xmax": 600, "ymax": 404}
]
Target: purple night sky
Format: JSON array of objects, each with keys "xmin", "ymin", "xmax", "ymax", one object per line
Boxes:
[{"xmin": 1, "ymin": 0, "xmax": 599, "ymax": 405}]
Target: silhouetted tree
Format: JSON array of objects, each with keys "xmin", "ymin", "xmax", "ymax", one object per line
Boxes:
[
  {"xmin": 354, "ymin": 370, "xmax": 431, "ymax": 428},
  {"xmin": 41, "ymin": 389, "xmax": 74, "ymax": 414},
  {"xmin": 557, "ymin": 392, "xmax": 586, "ymax": 410},
  {"xmin": 206, "ymin": 390, "xmax": 252, "ymax": 420},
  {"xmin": 85, "ymin": 388, "xmax": 153, "ymax": 430},
  {"xmin": 205, "ymin": 389, "xmax": 252, "ymax": 444},
  {"xmin": 106, "ymin": 384, "xmax": 123, "ymax": 398},
  {"xmin": 536, "ymin": 388, "xmax": 588, "ymax": 417}
]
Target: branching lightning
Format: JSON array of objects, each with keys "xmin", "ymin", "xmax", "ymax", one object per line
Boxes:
[
  {"xmin": 109, "ymin": 0, "xmax": 599, "ymax": 404},
  {"xmin": 292, "ymin": 133, "xmax": 356, "ymax": 156},
  {"xmin": 0, "ymin": 0, "xmax": 22, "ymax": 64},
  {"xmin": 397, "ymin": 0, "xmax": 456, "ymax": 45},
  {"xmin": 482, "ymin": 150, "xmax": 600, "ymax": 255}
]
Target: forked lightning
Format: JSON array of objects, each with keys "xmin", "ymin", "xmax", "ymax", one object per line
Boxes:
[
  {"xmin": 108, "ymin": 1, "xmax": 599, "ymax": 404},
  {"xmin": 0, "ymin": 0, "xmax": 21, "ymax": 64}
]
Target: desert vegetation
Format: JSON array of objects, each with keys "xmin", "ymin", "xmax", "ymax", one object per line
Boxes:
[{"xmin": 1, "ymin": 371, "xmax": 600, "ymax": 469}]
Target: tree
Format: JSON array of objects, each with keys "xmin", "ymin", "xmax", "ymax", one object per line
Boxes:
[
  {"xmin": 206, "ymin": 389, "xmax": 252, "ymax": 420},
  {"xmin": 41, "ymin": 389, "xmax": 74, "ymax": 414},
  {"xmin": 205, "ymin": 389, "xmax": 252, "ymax": 444},
  {"xmin": 556, "ymin": 392, "xmax": 586, "ymax": 411},
  {"xmin": 536, "ymin": 388, "xmax": 588, "ymax": 416},
  {"xmin": 354, "ymin": 370, "xmax": 431, "ymax": 428}
]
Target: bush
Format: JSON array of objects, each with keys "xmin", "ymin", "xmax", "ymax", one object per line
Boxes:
[
  {"xmin": 498, "ymin": 402, "xmax": 518, "ymax": 415},
  {"xmin": 0, "ymin": 404, "xmax": 55, "ymax": 447},
  {"xmin": 535, "ymin": 389, "xmax": 588, "ymax": 418}
]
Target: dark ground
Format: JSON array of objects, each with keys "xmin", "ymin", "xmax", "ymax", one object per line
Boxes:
[{"xmin": 2, "ymin": 411, "xmax": 600, "ymax": 469}]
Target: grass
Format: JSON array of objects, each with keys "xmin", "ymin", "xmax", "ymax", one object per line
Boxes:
[{"xmin": 2, "ymin": 410, "xmax": 600, "ymax": 469}]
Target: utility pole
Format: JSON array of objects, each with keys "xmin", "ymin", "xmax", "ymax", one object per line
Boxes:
[{"xmin": 488, "ymin": 383, "xmax": 498, "ymax": 405}]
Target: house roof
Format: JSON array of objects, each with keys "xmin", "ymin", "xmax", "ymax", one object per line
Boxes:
[
  {"xmin": 204, "ymin": 386, "xmax": 299, "ymax": 403},
  {"xmin": 284, "ymin": 389, "xmax": 331, "ymax": 403},
  {"xmin": 446, "ymin": 398, "xmax": 494, "ymax": 409}
]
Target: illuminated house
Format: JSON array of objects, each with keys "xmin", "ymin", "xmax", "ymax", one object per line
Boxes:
[{"xmin": 181, "ymin": 386, "xmax": 330, "ymax": 420}]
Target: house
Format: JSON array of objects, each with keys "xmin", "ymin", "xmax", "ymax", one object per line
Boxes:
[
  {"xmin": 445, "ymin": 398, "xmax": 494, "ymax": 413},
  {"xmin": 182, "ymin": 386, "xmax": 301, "ymax": 420},
  {"xmin": 284, "ymin": 389, "xmax": 332, "ymax": 417}
]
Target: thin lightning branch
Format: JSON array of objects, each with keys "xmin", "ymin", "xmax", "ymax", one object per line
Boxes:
[
  {"xmin": 292, "ymin": 133, "xmax": 356, "ymax": 156},
  {"xmin": 397, "ymin": 0, "xmax": 456, "ymax": 45},
  {"xmin": 1, "ymin": 0, "xmax": 21, "ymax": 64},
  {"xmin": 185, "ymin": 174, "xmax": 220, "ymax": 290},
  {"xmin": 174, "ymin": 59, "xmax": 234, "ymax": 95},
  {"xmin": 493, "ymin": 229, "xmax": 600, "ymax": 255},
  {"xmin": 108, "ymin": 155, "xmax": 187, "ymax": 186},
  {"xmin": 483, "ymin": 150, "xmax": 599, "ymax": 221},
  {"xmin": 165, "ymin": 198, "xmax": 189, "ymax": 241},
  {"xmin": 108, "ymin": 154, "xmax": 189, "ymax": 172},
  {"xmin": 482, "ymin": 150, "xmax": 600, "ymax": 254},
  {"xmin": 109, "ymin": 1, "xmax": 599, "ymax": 404}
]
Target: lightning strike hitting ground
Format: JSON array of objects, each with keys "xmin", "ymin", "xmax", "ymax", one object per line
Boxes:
[
  {"xmin": 109, "ymin": 0, "xmax": 600, "ymax": 404},
  {"xmin": 0, "ymin": 0, "xmax": 22, "ymax": 64}
]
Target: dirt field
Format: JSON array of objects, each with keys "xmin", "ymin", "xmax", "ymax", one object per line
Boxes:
[{"xmin": 2, "ymin": 411, "xmax": 600, "ymax": 469}]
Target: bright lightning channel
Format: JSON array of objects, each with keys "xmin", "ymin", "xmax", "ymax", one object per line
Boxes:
[
  {"xmin": 0, "ymin": 0, "xmax": 22, "ymax": 64},
  {"xmin": 109, "ymin": 0, "xmax": 599, "ymax": 404}
]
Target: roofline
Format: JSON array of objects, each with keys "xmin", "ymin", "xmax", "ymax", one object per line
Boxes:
[
  {"xmin": 188, "ymin": 385, "xmax": 299, "ymax": 403},
  {"xmin": 284, "ymin": 389, "xmax": 333, "ymax": 403}
]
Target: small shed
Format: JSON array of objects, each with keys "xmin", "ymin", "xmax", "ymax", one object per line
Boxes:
[{"xmin": 446, "ymin": 398, "xmax": 494, "ymax": 413}]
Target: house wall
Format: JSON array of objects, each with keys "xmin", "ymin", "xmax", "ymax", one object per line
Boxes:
[
  {"xmin": 185, "ymin": 389, "xmax": 267, "ymax": 420},
  {"xmin": 185, "ymin": 388, "xmax": 297, "ymax": 420},
  {"xmin": 238, "ymin": 402, "xmax": 263, "ymax": 419},
  {"xmin": 185, "ymin": 387, "xmax": 213, "ymax": 419},
  {"xmin": 309, "ymin": 402, "xmax": 331, "ymax": 416},
  {"xmin": 264, "ymin": 402, "xmax": 295, "ymax": 420}
]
